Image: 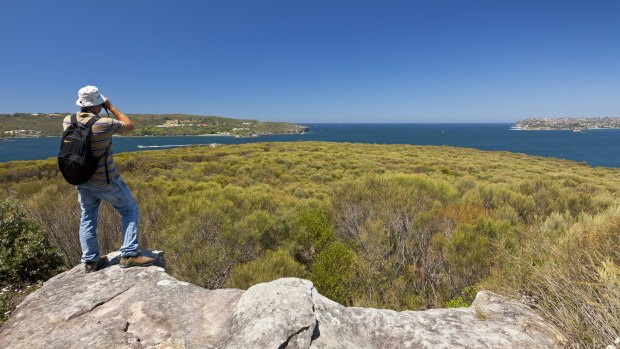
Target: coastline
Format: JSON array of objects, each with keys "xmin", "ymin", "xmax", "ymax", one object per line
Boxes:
[
  {"xmin": 1, "ymin": 131, "xmax": 309, "ymax": 139},
  {"xmin": 514, "ymin": 117, "xmax": 620, "ymax": 131},
  {"xmin": 510, "ymin": 127, "xmax": 620, "ymax": 131},
  {"xmin": 2, "ymin": 124, "xmax": 620, "ymax": 167}
]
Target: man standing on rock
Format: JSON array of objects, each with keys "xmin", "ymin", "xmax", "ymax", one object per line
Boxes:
[{"xmin": 65, "ymin": 85, "xmax": 155, "ymax": 272}]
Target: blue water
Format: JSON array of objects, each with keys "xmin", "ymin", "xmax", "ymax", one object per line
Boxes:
[{"xmin": 1, "ymin": 123, "xmax": 619, "ymax": 167}]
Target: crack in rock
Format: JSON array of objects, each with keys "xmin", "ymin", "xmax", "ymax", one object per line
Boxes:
[
  {"xmin": 310, "ymin": 320, "xmax": 321, "ymax": 343},
  {"xmin": 309, "ymin": 286, "xmax": 321, "ymax": 346},
  {"xmin": 277, "ymin": 284, "xmax": 322, "ymax": 349},
  {"xmin": 267, "ymin": 282, "xmax": 321, "ymax": 349},
  {"xmin": 66, "ymin": 284, "xmax": 135, "ymax": 320},
  {"xmin": 277, "ymin": 325, "xmax": 312, "ymax": 349}
]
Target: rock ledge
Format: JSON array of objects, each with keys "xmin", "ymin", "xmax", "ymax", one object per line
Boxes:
[{"xmin": 0, "ymin": 251, "xmax": 565, "ymax": 348}]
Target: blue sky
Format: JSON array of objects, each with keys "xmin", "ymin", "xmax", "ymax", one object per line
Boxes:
[{"xmin": 1, "ymin": 0, "xmax": 618, "ymax": 122}]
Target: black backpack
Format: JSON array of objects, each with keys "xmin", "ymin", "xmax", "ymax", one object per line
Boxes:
[{"xmin": 58, "ymin": 114, "xmax": 109, "ymax": 185}]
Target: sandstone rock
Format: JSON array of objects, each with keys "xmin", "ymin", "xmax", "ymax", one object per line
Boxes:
[{"xmin": 0, "ymin": 251, "xmax": 565, "ymax": 348}]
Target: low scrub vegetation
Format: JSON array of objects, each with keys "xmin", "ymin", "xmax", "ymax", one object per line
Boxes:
[
  {"xmin": 0, "ymin": 200, "xmax": 64, "ymax": 325},
  {"xmin": 1, "ymin": 141, "xmax": 618, "ymax": 346}
]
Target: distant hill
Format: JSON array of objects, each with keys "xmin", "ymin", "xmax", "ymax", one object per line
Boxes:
[{"xmin": 0, "ymin": 113, "xmax": 309, "ymax": 137}]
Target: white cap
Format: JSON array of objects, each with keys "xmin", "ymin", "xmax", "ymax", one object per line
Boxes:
[{"xmin": 76, "ymin": 85, "xmax": 106, "ymax": 107}]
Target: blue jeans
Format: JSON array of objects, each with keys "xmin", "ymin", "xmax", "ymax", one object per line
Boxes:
[{"xmin": 77, "ymin": 176, "xmax": 140, "ymax": 263}]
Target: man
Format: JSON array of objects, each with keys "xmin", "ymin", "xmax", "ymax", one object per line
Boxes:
[{"xmin": 65, "ymin": 85, "xmax": 155, "ymax": 272}]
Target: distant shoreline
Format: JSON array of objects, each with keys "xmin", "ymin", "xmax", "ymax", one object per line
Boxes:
[
  {"xmin": 0, "ymin": 131, "xmax": 309, "ymax": 140},
  {"xmin": 0, "ymin": 113, "xmax": 309, "ymax": 139},
  {"xmin": 3, "ymin": 124, "xmax": 620, "ymax": 167},
  {"xmin": 510, "ymin": 126, "xmax": 620, "ymax": 131},
  {"xmin": 514, "ymin": 117, "xmax": 620, "ymax": 131}
]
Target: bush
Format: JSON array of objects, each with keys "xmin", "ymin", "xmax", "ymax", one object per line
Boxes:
[
  {"xmin": 311, "ymin": 242, "xmax": 355, "ymax": 305},
  {"xmin": 0, "ymin": 200, "xmax": 64, "ymax": 285},
  {"xmin": 293, "ymin": 202, "xmax": 335, "ymax": 264},
  {"xmin": 444, "ymin": 218, "xmax": 511, "ymax": 290},
  {"xmin": 225, "ymin": 249, "xmax": 308, "ymax": 289},
  {"xmin": 331, "ymin": 174, "xmax": 461, "ymax": 308},
  {"xmin": 486, "ymin": 206, "xmax": 620, "ymax": 348},
  {"xmin": 0, "ymin": 290, "xmax": 9, "ymax": 324},
  {"xmin": 0, "ymin": 200, "xmax": 64, "ymax": 326},
  {"xmin": 444, "ymin": 285, "xmax": 477, "ymax": 308}
]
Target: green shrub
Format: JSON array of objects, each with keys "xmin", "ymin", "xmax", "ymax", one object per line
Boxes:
[
  {"xmin": 444, "ymin": 218, "xmax": 507, "ymax": 289},
  {"xmin": 485, "ymin": 206, "xmax": 620, "ymax": 348},
  {"xmin": 0, "ymin": 200, "xmax": 64, "ymax": 326},
  {"xmin": 311, "ymin": 242, "xmax": 355, "ymax": 305},
  {"xmin": 444, "ymin": 285, "xmax": 477, "ymax": 308},
  {"xmin": 293, "ymin": 202, "xmax": 335, "ymax": 264},
  {"xmin": 0, "ymin": 200, "xmax": 64, "ymax": 285},
  {"xmin": 0, "ymin": 290, "xmax": 9, "ymax": 324},
  {"xmin": 331, "ymin": 174, "xmax": 461, "ymax": 307},
  {"xmin": 225, "ymin": 249, "xmax": 308, "ymax": 289}
]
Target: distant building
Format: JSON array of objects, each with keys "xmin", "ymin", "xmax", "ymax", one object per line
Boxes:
[{"xmin": 4, "ymin": 129, "xmax": 42, "ymax": 136}]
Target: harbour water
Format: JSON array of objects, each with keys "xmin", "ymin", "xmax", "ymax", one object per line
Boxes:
[{"xmin": 1, "ymin": 123, "xmax": 619, "ymax": 167}]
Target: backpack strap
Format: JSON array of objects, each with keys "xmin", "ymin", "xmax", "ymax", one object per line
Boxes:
[
  {"xmin": 83, "ymin": 115, "xmax": 111, "ymax": 184},
  {"xmin": 84, "ymin": 115, "xmax": 100, "ymax": 129},
  {"xmin": 71, "ymin": 113, "xmax": 99, "ymax": 129},
  {"xmin": 87, "ymin": 116, "xmax": 112, "ymax": 185},
  {"xmin": 104, "ymin": 144, "xmax": 111, "ymax": 184}
]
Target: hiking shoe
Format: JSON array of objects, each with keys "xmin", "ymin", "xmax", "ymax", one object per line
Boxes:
[
  {"xmin": 119, "ymin": 253, "xmax": 155, "ymax": 268},
  {"xmin": 85, "ymin": 256, "xmax": 108, "ymax": 273}
]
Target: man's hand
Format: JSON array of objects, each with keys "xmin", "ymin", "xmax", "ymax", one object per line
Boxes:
[{"xmin": 103, "ymin": 100, "xmax": 135, "ymax": 134}]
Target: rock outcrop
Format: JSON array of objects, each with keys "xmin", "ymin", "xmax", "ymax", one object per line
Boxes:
[{"xmin": 0, "ymin": 251, "xmax": 565, "ymax": 348}]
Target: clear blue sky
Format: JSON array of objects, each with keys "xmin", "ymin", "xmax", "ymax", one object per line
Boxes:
[{"xmin": 1, "ymin": 0, "xmax": 618, "ymax": 122}]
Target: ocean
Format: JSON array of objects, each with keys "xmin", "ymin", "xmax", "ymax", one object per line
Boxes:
[{"xmin": 1, "ymin": 123, "xmax": 619, "ymax": 167}]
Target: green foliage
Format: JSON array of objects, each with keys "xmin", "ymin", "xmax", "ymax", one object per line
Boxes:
[
  {"xmin": 1, "ymin": 141, "xmax": 619, "ymax": 346},
  {"xmin": 0, "ymin": 284, "xmax": 42, "ymax": 326},
  {"xmin": 445, "ymin": 218, "xmax": 512, "ymax": 289},
  {"xmin": 0, "ymin": 200, "xmax": 63, "ymax": 326},
  {"xmin": 312, "ymin": 242, "xmax": 355, "ymax": 305},
  {"xmin": 0, "ymin": 200, "xmax": 64, "ymax": 285},
  {"xmin": 444, "ymin": 285, "xmax": 477, "ymax": 308},
  {"xmin": 0, "ymin": 290, "xmax": 9, "ymax": 324},
  {"xmin": 331, "ymin": 174, "xmax": 461, "ymax": 308},
  {"xmin": 485, "ymin": 206, "xmax": 620, "ymax": 347},
  {"xmin": 443, "ymin": 296, "xmax": 469, "ymax": 308},
  {"xmin": 293, "ymin": 202, "xmax": 335, "ymax": 264},
  {"xmin": 225, "ymin": 249, "xmax": 308, "ymax": 290}
]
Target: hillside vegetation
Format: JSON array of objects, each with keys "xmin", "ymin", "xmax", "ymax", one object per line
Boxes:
[
  {"xmin": 0, "ymin": 113, "xmax": 307, "ymax": 137},
  {"xmin": 1, "ymin": 142, "xmax": 618, "ymax": 347}
]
